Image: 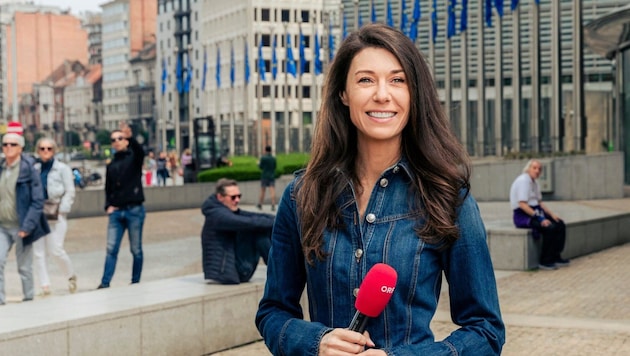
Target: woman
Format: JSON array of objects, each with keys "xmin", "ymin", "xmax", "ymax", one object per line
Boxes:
[
  {"xmin": 33, "ymin": 138, "xmax": 77, "ymax": 295},
  {"xmin": 180, "ymin": 148, "xmax": 195, "ymax": 183},
  {"xmin": 256, "ymin": 24, "xmax": 504, "ymax": 355}
]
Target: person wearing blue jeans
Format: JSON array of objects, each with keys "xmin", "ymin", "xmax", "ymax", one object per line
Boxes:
[
  {"xmin": 98, "ymin": 122, "xmax": 146, "ymax": 289},
  {"xmin": 102, "ymin": 205, "xmax": 145, "ymax": 286}
]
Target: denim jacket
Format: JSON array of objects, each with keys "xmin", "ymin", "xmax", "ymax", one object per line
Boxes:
[{"xmin": 256, "ymin": 160, "xmax": 505, "ymax": 355}]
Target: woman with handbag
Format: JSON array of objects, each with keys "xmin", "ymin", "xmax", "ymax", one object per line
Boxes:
[{"xmin": 33, "ymin": 138, "xmax": 77, "ymax": 296}]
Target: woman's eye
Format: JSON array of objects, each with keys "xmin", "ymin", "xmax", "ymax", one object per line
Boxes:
[
  {"xmin": 358, "ymin": 77, "xmax": 372, "ymax": 83},
  {"xmin": 392, "ymin": 77, "xmax": 405, "ymax": 83}
]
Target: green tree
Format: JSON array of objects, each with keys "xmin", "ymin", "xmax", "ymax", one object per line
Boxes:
[{"xmin": 95, "ymin": 129, "xmax": 111, "ymax": 146}]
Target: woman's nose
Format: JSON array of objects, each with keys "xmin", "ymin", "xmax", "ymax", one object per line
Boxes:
[{"xmin": 373, "ymin": 82, "xmax": 391, "ymax": 102}]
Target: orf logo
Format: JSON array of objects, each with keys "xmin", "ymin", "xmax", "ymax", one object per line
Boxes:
[{"xmin": 381, "ymin": 285, "xmax": 395, "ymax": 294}]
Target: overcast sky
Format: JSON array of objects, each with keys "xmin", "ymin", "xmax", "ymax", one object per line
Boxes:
[{"xmin": 33, "ymin": 0, "xmax": 103, "ymax": 14}]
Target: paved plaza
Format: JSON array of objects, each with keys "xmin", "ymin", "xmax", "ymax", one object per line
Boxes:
[{"xmin": 3, "ymin": 198, "xmax": 630, "ymax": 355}]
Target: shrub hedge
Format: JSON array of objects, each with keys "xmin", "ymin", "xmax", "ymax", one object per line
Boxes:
[{"xmin": 197, "ymin": 153, "xmax": 310, "ymax": 182}]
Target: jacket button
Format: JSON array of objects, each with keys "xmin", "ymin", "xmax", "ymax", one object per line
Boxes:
[
  {"xmin": 366, "ymin": 213, "xmax": 376, "ymax": 223},
  {"xmin": 379, "ymin": 178, "xmax": 388, "ymax": 187},
  {"xmin": 393, "ymin": 166, "xmax": 400, "ymax": 173},
  {"xmin": 354, "ymin": 249, "xmax": 363, "ymax": 259},
  {"xmin": 353, "ymin": 288, "xmax": 359, "ymax": 297}
]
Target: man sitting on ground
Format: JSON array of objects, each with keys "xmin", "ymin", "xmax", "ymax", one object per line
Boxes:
[{"xmin": 200, "ymin": 178, "xmax": 275, "ymax": 284}]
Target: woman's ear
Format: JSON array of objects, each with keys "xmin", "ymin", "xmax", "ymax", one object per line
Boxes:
[{"xmin": 340, "ymin": 91, "xmax": 348, "ymax": 106}]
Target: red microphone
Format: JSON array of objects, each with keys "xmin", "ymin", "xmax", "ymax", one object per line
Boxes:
[{"xmin": 348, "ymin": 263, "xmax": 398, "ymax": 333}]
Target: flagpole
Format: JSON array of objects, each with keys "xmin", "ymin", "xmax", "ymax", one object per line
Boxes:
[
  {"xmin": 512, "ymin": 4, "xmax": 521, "ymax": 152},
  {"xmin": 174, "ymin": 46, "xmax": 181, "ymax": 154},
  {"xmin": 243, "ymin": 35, "xmax": 250, "ymax": 156},
  {"xmin": 572, "ymin": 0, "xmax": 584, "ymax": 151},
  {"xmin": 311, "ymin": 12, "xmax": 318, "ymax": 131},
  {"xmin": 215, "ymin": 42, "xmax": 222, "ymax": 155},
  {"xmin": 256, "ymin": 33, "xmax": 263, "ymax": 156},
  {"xmin": 460, "ymin": 5, "xmax": 469, "ymax": 154},
  {"xmin": 353, "ymin": 0, "xmax": 359, "ymax": 30},
  {"xmin": 494, "ymin": 13, "xmax": 503, "ymax": 156},
  {"xmin": 531, "ymin": 1, "xmax": 540, "ymax": 152},
  {"xmin": 283, "ymin": 22, "xmax": 290, "ymax": 154},
  {"xmin": 229, "ymin": 39, "xmax": 235, "ymax": 156},
  {"xmin": 187, "ymin": 44, "xmax": 195, "ymax": 154},
  {"xmin": 445, "ymin": 3, "xmax": 453, "ymax": 130},
  {"xmin": 270, "ymin": 27, "xmax": 276, "ymax": 154},
  {"xmin": 550, "ymin": 0, "xmax": 562, "ymax": 151},
  {"xmin": 298, "ymin": 24, "xmax": 304, "ymax": 153},
  {"xmin": 429, "ymin": 1, "xmax": 436, "ymax": 79},
  {"xmin": 476, "ymin": 0, "xmax": 486, "ymax": 157},
  {"xmin": 161, "ymin": 51, "xmax": 167, "ymax": 151}
]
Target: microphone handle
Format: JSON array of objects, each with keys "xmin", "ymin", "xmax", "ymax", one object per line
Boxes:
[{"xmin": 348, "ymin": 310, "xmax": 369, "ymax": 333}]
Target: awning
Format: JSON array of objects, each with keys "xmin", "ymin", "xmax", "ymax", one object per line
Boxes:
[{"xmin": 584, "ymin": 4, "xmax": 630, "ymax": 59}]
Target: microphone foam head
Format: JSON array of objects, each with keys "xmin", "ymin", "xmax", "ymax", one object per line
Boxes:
[{"xmin": 355, "ymin": 263, "xmax": 398, "ymax": 318}]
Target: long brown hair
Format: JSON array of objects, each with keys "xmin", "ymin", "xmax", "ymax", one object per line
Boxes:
[{"xmin": 297, "ymin": 24, "xmax": 471, "ymax": 264}]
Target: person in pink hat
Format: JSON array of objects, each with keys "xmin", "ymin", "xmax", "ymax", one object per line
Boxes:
[{"xmin": 0, "ymin": 129, "xmax": 50, "ymax": 305}]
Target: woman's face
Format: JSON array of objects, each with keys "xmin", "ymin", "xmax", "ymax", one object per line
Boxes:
[
  {"xmin": 37, "ymin": 140, "xmax": 55, "ymax": 162},
  {"xmin": 340, "ymin": 47, "xmax": 410, "ymax": 145}
]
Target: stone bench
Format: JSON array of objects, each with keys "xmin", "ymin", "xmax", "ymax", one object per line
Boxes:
[
  {"xmin": 0, "ymin": 270, "xmax": 268, "ymax": 355},
  {"xmin": 486, "ymin": 212, "xmax": 630, "ymax": 270}
]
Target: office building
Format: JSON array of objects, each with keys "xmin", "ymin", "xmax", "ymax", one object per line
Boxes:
[{"xmin": 101, "ymin": 0, "xmax": 156, "ymax": 130}]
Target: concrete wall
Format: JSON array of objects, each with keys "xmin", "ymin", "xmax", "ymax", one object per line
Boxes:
[{"xmin": 70, "ymin": 153, "xmax": 624, "ymax": 218}]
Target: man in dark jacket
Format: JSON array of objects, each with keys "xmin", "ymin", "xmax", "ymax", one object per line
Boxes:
[
  {"xmin": 201, "ymin": 178, "xmax": 275, "ymax": 284},
  {"xmin": 0, "ymin": 132, "xmax": 50, "ymax": 305},
  {"xmin": 97, "ymin": 122, "xmax": 146, "ymax": 289}
]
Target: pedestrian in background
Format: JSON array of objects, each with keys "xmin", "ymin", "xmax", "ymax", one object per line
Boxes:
[
  {"xmin": 155, "ymin": 151, "xmax": 169, "ymax": 186},
  {"xmin": 201, "ymin": 178, "xmax": 274, "ymax": 284},
  {"xmin": 510, "ymin": 159, "xmax": 570, "ymax": 270},
  {"xmin": 32, "ymin": 138, "xmax": 77, "ymax": 296},
  {"xmin": 0, "ymin": 131, "xmax": 50, "ymax": 305},
  {"xmin": 257, "ymin": 145, "xmax": 277, "ymax": 211},
  {"xmin": 256, "ymin": 24, "xmax": 504, "ymax": 355},
  {"xmin": 168, "ymin": 150, "xmax": 179, "ymax": 185},
  {"xmin": 181, "ymin": 148, "xmax": 196, "ymax": 183},
  {"xmin": 97, "ymin": 122, "xmax": 146, "ymax": 289}
]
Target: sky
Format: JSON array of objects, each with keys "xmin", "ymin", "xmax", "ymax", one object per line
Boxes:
[{"xmin": 33, "ymin": 0, "xmax": 103, "ymax": 14}]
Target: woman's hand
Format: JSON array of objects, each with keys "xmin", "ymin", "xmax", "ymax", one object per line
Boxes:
[{"xmin": 319, "ymin": 328, "xmax": 376, "ymax": 355}]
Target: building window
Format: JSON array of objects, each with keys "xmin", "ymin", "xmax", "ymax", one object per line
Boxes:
[
  {"xmin": 261, "ymin": 8, "xmax": 270, "ymax": 21},
  {"xmin": 281, "ymin": 9, "xmax": 290, "ymax": 22}
]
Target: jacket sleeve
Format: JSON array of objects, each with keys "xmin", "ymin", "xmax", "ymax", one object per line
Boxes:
[
  {"xmin": 20, "ymin": 158, "xmax": 45, "ymax": 235},
  {"xmin": 128, "ymin": 137, "xmax": 145, "ymax": 170},
  {"xmin": 202, "ymin": 197, "xmax": 275, "ymax": 232},
  {"xmin": 58, "ymin": 163, "xmax": 75, "ymax": 214},
  {"xmin": 255, "ymin": 182, "xmax": 333, "ymax": 355}
]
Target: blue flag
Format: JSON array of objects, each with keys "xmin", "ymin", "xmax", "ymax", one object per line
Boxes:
[
  {"xmin": 328, "ymin": 23, "xmax": 335, "ymax": 61},
  {"xmin": 201, "ymin": 49, "xmax": 207, "ymax": 91},
  {"xmin": 184, "ymin": 52, "xmax": 192, "ymax": 93},
  {"xmin": 386, "ymin": 0, "xmax": 394, "ymax": 27},
  {"xmin": 314, "ymin": 31, "xmax": 322, "ymax": 75},
  {"xmin": 495, "ymin": 0, "xmax": 504, "ymax": 18},
  {"xmin": 412, "ymin": 0, "xmax": 421, "ymax": 22},
  {"xmin": 485, "ymin": 0, "xmax": 493, "ymax": 27},
  {"xmin": 230, "ymin": 45, "xmax": 235, "ymax": 87},
  {"xmin": 371, "ymin": 0, "xmax": 377, "ymax": 23},
  {"xmin": 161, "ymin": 58, "xmax": 167, "ymax": 95},
  {"xmin": 358, "ymin": 9, "xmax": 364, "ymax": 28},
  {"xmin": 257, "ymin": 39, "xmax": 266, "ymax": 82},
  {"xmin": 409, "ymin": 22, "xmax": 418, "ymax": 43},
  {"xmin": 535, "ymin": 0, "xmax": 539, "ymax": 4},
  {"xmin": 271, "ymin": 35, "xmax": 278, "ymax": 80},
  {"xmin": 447, "ymin": 0, "xmax": 457, "ymax": 39},
  {"xmin": 215, "ymin": 47, "xmax": 221, "ymax": 88},
  {"xmin": 343, "ymin": 14, "xmax": 348, "ymax": 39},
  {"xmin": 400, "ymin": 0, "xmax": 407, "ymax": 34},
  {"xmin": 244, "ymin": 42, "xmax": 250, "ymax": 84},
  {"xmin": 176, "ymin": 53, "xmax": 183, "ymax": 93},
  {"xmin": 461, "ymin": 0, "xmax": 469, "ymax": 32},
  {"xmin": 299, "ymin": 30, "xmax": 306, "ymax": 75},
  {"xmin": 511, "ymin": 0, "xmax": 519, "ymax": 10},
  {"xmin": 431, "ymin": 0, "xmax": 437, "ymax": 44},
  {"xmin": 286, "ymin": 33, "xmax": 297, "ymax": 77}
]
